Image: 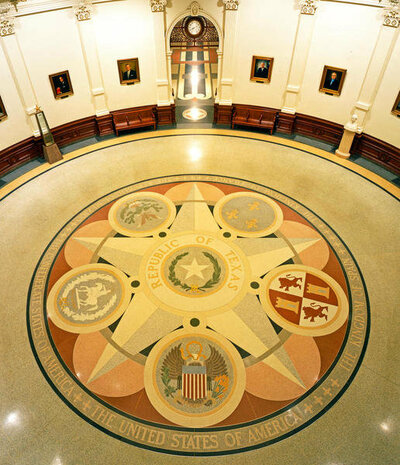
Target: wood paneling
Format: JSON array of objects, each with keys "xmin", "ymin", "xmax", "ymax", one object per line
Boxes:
[
  {"xmin": 276, "ymin": 112, "xmax": 296, "ymax": 134},
  {"xmin": 156, "ymin": 104, "xmax": 176, "ymax": 126},
  {"xmin": 0, "ymin": 136, "xmax": 42, "ymax": 177},
  {"xmin": 353, "ymin": 133, "xmax": 400, "ymax": 174},
  {"xmin": 214, "ymin": 104, "xmax": 233, "ymax": 125},
  {"xmin": 96, "ymin": 114, "xmax": 114, "ymax": 136},
  {"xmin": 52, "ymin": 116, "xmax": 98, "ymax": 147},
  {"xmin": 1, "ymin": 106, "xmax": 399, "ymax": 177},
  {"xmin": 294, "ymin": 113, "xmax": 344, "ymax": 145}
]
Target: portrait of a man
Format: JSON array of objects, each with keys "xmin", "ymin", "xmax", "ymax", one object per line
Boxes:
[
  {"xmin": 49, "ymin": 71, "xmax": 74, "ymax": 99},
  {"xmin": 0, "ymin": 96, "xmax": 7, "ymax": 122},
  {"xmin": 250, "ymin": 56, "xmax": 274, "ymax": 83},
  {"xmin": 118, "ymin": 58, "xmax": 140, "ymax": 85},
  {"xmin": 319, "ymin": 66, "xmax": 347, "ymax": 96},
  {"xmin": 391, "ymin": 91, "xmax": 400, "ymax": 116}
]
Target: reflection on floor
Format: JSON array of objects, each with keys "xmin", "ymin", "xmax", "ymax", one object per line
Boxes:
[
  {"xmin": 1, "ymin": 129, "xmax": 399, "ymax": 187},
  {"xmin": 0, "ymin": 131, "xmax": 399, "ymax": 464}
]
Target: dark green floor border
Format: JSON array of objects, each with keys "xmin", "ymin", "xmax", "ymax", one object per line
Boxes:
[
  {"xmin": 1, "ymin": 132, "xmax": 399, "ymax": 204},
  {"xmin": 26, "ymin": 173, "xmax": 370, "ymax": 456}
]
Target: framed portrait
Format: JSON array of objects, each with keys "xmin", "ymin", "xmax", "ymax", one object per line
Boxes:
[
  {"xmin": 391, "ymin": 91, "xmax": 400, "ymax": 116},
  {"xmin": 0, "ymin": 96, "xmax": 7, "ymax": 122},
  {"xmin": 250, "ymin": 56, "xmax": 274, "ymax": 83},
  {"xmin": 117, "ymin": 58, "xmax": 140, "ymax": 85},
  {"xmin": 319, "ymin": 66, "xmax": 347, "ymax": 96},
  {"xmin": 49, "ymin": 70, "xmax": 73, "ymax": 99}
]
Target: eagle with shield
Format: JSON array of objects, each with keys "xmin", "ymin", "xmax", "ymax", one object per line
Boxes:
[{"xmin": 160, "ymin": 340, "xmax": 229, "ymax": 407}]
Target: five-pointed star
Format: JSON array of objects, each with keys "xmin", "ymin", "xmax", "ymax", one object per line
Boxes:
[
  {"xmin": 75, "ymin": 183, "xmax": 319, "ymax": 388},
  {"xmin": 180, "ymin": 257, "xmax": 210, "ymax": 279}
]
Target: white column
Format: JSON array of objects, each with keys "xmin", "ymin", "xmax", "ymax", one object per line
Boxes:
[
  {"xmin": 150, "ymin": 0, "xmax": 171, "ymax": 107},
  {"xmin": 166, "ymin": 50, "xmax": 174, "ymax": 103},
  {"xmin": 281, "ymin": 0, "xmax": 319, "ymax": 114},
  {"xmin": 351, "ymin": 2, "xmax": 399, "ymax": 132},
  {"xmin": 74, "ymin": 1, "xmax": 108, "ymax": 117},
  {"xmin": 215, "ymin": 50, "xmax": 223, "ymax": 103},
  {"xmin": 219, "ymin": 0, "xmax": 239, "ymax": 106},
  {"xmin": 0, "ymin": 5, "xmax": 39, "ymax": 135}
]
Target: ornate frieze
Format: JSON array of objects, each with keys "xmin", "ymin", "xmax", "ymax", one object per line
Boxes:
[
  {"xmin": 223, "ymin": 0, "xmax": 239, "ymax": 11},
  {"xmin": 299, "ymin": 0, "xmax": 318, "ymax": 15},
  {"xmin": 190, "ymin": 1, "xmax": 200, "ymax": 16},
  {"xmin": 0, "ymin": 3, "xmax": 15, "ymax": 37},
  {"xmin": 74, "ymin": 1, "xmax": 92, "ymax": 21},
  {"xmin": 150, "ymin": 0, "xmax": 167, "ymax": 12},
  {"xmin": 381, "ymin": 0, "xmax": 400, "ymax": 27}
]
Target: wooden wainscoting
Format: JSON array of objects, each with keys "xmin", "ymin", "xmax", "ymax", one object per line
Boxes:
[
  {"xmin": 0, "ymin": 104, "xmax": 177, "ymax": 177},
  {"xmin": 213, "ymin": 103, "xmax": 400, "ymax": 175},
  {"xmin": 353, "ymin": 133, "xmax": 400, "ymax": 174},
  {"xmin": 0, "ymin": 137, "xmax": 42, "ymax": 177},
  {"xmin": 294, "ymin": 113, "xmax": 343, "ymax": 145},
  {"xmin": 52, "ymin": 116, "xmax": 99, "ymax": 146}
]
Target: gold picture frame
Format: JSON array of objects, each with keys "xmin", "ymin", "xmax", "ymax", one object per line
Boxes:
[
  {"xmin": 250, "ymin": 56, "xmax": 274, "ymax": 83},
  {"xmin": 49, "ymin": 70, "xmax": 74, "ymax": 99},
  {"xmin": 117, "ymin": 58, "xmax": 141, "ymax": 85},
  {"xmin": 0, "ymin": 96, "xmax": 7, "ymax": 122},
  {"xmin": 391, "ymin": 91, "xmax": 400, "ymax": 116},
  {"xmin": 319, "ymin": 65, "xmax": 347, "ymax": 96}
]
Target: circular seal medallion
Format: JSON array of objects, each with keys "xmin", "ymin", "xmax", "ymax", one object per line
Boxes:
[
  {"xmin": 260, "ymin": 265, "xmax": 349, "ymax": 336},
  {"xmin": 108, "ymin": 192, "xmax": 176, "ymax": 237},
  {"xmin": 47, "ymin": 264, "xmax": 131, "ymax": 333},
  {"xmin": 140, "ymin": 232, "xmax": 249, "ymax": 315},
  {"xmin": 214, "ymin": 192, "xmax": 283, "ymax": 237},
  {"xmin": 144, "ymin": 327, "xmax": 246, "ymax": 427},
  {"xmin": 27, "ymin": 175, "xmax": 369, "ymax": 455}
]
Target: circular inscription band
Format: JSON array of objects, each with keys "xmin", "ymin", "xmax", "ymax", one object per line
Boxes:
[
  {"xmin": 27, "ymin": 175, "xmax": 369, "ymax": 456},
  {"xmin": 140, "ymin": 232, "xmax": 249, "ymax": 315}
]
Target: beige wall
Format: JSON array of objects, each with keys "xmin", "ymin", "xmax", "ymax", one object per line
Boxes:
[
  {"xmin": 297, "ymin": 1, "xmax": 379, "ymax": 123},
  {"xmin": 0, "ymin": 44, "xmax": 32, "ymax": 146},
  {"xmin": 232, "ymin": 0, "xmax": 299, "ymax": 110},
  {"xmin": 0, "ymin": 0, "xmax": 399, "ymax": 151},
  {"xmin": 94, "ymin": 0, "xmax": 157, "ymax": 112},
  {"xmin": 364, "ymin": 31, "xmax": 400, "ymax": 144}
]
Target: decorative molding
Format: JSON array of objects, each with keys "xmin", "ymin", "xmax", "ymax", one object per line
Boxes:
[
  {"xmin": 0, "ymin": 3, "xmax": 15, "ymax": 37},
  {"xmin": 150, "ymin": 0, "xmax": 167, "ymax": 12},
  {"xmin": 74, "ymin": 0, "xmax": 92, "ymax": 21},
  {"xmin": 299, "ymin": 0, "xmax": 319, "ymax": 15},
  {"xmin": 381, "ymin": 0, "xmax": 400, "ymax": 27},
  {"xmin": 189, "ymin": 1, "xmax": 200, "ymax": 16},
  {"xmin": 223, "ymin": 0, "xmax": 239, "ymax": 11}
]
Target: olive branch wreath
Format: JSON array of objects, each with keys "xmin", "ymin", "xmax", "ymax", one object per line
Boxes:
[{"xmin": 168, "ymin": 252, "xmax": 221, "ymax": 292}]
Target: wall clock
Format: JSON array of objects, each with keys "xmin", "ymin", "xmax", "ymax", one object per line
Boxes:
[{"xmin": 184, "ymin": 16, "xmax": 205, "ymax": 39}]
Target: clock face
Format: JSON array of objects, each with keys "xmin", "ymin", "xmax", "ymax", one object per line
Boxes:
[{"xmin": 187, "ymin": 19, "xmax": 202, "ymax": 36}]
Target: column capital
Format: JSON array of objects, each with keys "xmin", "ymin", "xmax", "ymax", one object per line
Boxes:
[
  {"xmin": 381, "ymin": 0, "xmax": 399, "ymax": 28},
  {"xmin": 0, "ymin": 3, "xmax": 15, "ymax": 37},
  {"xmin": 299, "ymin": 0, "xmax": 319, "ymax": 16},
  {"xmin": 150, "ymin": 0, "xmax": 167, "ymax": 13},
  {"xmin": 74, "ymin": 1, "xmax": 93, "ymax": 21},
  {"xmin": 223, "ymin": 0, "xmax": 239, "ymax": 11}
]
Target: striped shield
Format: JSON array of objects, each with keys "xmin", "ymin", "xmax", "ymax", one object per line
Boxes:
[{"xmin": 182, "ymin": 365, "xmax": 207, "ymax": 401}]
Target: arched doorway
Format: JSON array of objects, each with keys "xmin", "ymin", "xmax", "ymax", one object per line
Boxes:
[{"xmin": 169, "ymin": 15, "xmax": 220, "ymax": 123}]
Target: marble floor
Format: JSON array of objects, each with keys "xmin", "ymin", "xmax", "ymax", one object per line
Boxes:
[{"xmin": 0, "ymin": 129, "xmax": 399, "ymax": 465}]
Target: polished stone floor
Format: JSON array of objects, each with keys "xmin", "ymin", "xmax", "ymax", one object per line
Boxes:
[{"xmin": 0, "ymin": 130, "xmax": 399, "ymax": 465}]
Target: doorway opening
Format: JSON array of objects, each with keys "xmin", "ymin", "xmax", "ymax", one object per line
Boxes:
[{"xmin": 170, "ymin": 15, "xmax": 219, "ymax": 126}]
